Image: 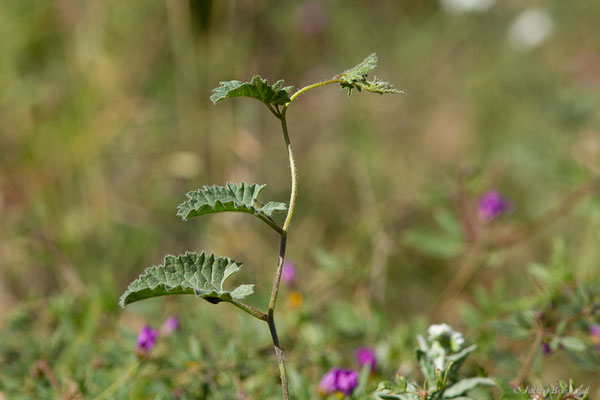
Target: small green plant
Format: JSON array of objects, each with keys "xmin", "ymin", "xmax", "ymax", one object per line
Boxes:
[
  {"xmin": 119, "ymin": 53, "xmax": 403, "ymax": 399},
  {"xmin": 374, "ymin": 324, "xmax": 495, "ymax": 400}
]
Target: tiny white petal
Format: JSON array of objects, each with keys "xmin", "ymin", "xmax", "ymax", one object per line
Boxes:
[
  {"xmin": 428, "ymin": 323, "xmax": 454, "ymax": 339},
  {"xmin": 451, "ymin": 332, "xmax": 465, "ymax": 351}
]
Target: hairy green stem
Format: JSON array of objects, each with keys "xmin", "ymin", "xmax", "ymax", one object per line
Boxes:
[
  {"xmin": 265, "ymin": 80, "xmax": 339, "ymax": 400},
  {"xmin": 268, "ymin": 304, "xmax": 289, "ymax": 399},
  {"xmin": 280, "ymin": 114, "xmax": 297, "ymax": 233},
  {"xmin": 269, "ymin": 233, "xmax": 288, "ymax": 312},
  {"xmin": 232, "ymin": 300, "xmax": 268, "ymax": 321},
  {"xmin": 288, "ymin": 78, "xmax": 340, "ymax": 103},
  {"xmin": 258, "ymin": 214, "xmax": 285, "ymax": 235},
  {"xmin": 265, "ymin": 111, "xmax": 296, "ymax": 399}
]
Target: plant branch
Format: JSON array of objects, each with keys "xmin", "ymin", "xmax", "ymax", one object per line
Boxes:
[
  {"xmin": 231, "ymin": 301, "xmax": 268, "ymax": 321},
  {"xmin": 511, "ymin": 327, "xmax": 544, "ymax": 387},
  {"xmin": 265, "ymin": 103, "xmax": 282, "ymax": 119},
  {"xmin": 288, "ymin": 78, "xmax": 340, "ymax": 104},
  {"xmin": 257, "ymin": 214, "xmax": 285, "ymax": 235},
  {"xmin": 263, "ymin": 111, "xmax": 298, "ymax": 400},
  {"xmin": 279, "ymin": 113, "xmax": 297, "ymax": 233},
  {"xmin": 268, "ymin": 305, "xmax": 289, "ymax": 400}
]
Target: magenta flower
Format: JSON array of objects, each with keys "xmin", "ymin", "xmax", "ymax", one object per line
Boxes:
[
  {"xmin": 355, "ymin": 347, "xmax": 377, "ymax": 371},
  {"xmin": 318, "ymin": 367, "xmax": 359, "ymax": 397},
  {"xmin": 136, "ymin": 325, "xmax": 158, "ymax": 354},
  {"xmin": 162, "ymin": 316, "xmax": 179, "ymax": 335},
  {"xmin": 282, "ymin": 261, "xmax": 296, "ymax": 285},
  {"xmin": 589, "ymin": 324, "xmax": 600, "ymax": 352},
  {"xmin": 541, "ymin": 341, "xmax": 552, "ymax": 356},
  {"xmin": 477, "ymin": 190, "xmax": 511, "ymax": 221}
]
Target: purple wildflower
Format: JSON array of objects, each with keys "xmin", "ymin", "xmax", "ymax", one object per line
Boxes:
[
  {"xmin": 318, "ymin": 367, "xmax": 359, "ymax": 397},
  {"xmin": 589, "ymin": 324, "xmax": 600, "ymax": 352},
  {"xmin": 477, "ymin": 190, "xmax": 511, "ymax": 221},
  {"xmin": 282, "ymin": 262, "xmax": 296, "ymax": 285},
  {"xmin": 541, "ymin": 341, "xmax": 552, "ymax": 356},
  {"xmin": 355, "ymin": 347, "xmax": 377, "ymax": 371},
  {"xmin": 136, "ymin": 325, "xmax": 158, "ymax": 355},
  {"xmin": 162, "ymin": 316, "xmax": 179, "ymax": 335}
]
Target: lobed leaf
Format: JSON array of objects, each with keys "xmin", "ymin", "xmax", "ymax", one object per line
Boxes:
[
  {"xmin": 120, "ymin": 251, "xmax": 253, "ymax": 307},
  {"xmin": 210, "ymin": 76, "xmax": 293, "ymax": 106},
  {"xmin": 177, "ymin": 183, "xmax": 286, "ymax": 231},
  {"xmin": 337, "ymin": 53, "xmax": 405, "ymax": 95}
]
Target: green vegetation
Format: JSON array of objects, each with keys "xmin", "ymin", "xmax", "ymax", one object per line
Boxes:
[{"xmin": 1, "ymin": 1, "xmax": 600, "ymax": 399}]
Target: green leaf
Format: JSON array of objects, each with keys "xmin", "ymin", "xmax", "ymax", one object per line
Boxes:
[
  {"xmin": 120, "ymin": 251, "xmax": 253, "ymax": 307},
  {"xmin": 340, "ymin": 53, "xmax": 377, "ymax": 81},
  {"xmin": 402, "ymin": 229, "xmax": 464, "ymax": 258},
  {"xmin": 210, "ymin": 76, "xmax": 293, "ymax": 106},
  {"xmin": 559, "ymin": 336, "xmax": 587, "ymax": 352},
  {"xmin": 338, "ymin": 53, "xmax": 404, "ymax": 95},
  {"xmin": 353, "ymin": 365, "xmax": 371, "ymax": 397},
  {"xmin": 177, "ymin": 183, "xmax": 286, "ymax": 232},
  {"xmin": 444, "ymin": 378, "xmax": 496, "ymax": 398},
  {"xmin": 434, "ymin": 208, "xmax": 463, "ymax": 239},
  {"xmin": 446, "ymin": 344, "xmax": 477, "ymax": 364},
  {"xmin": 375, "ymin": 380, "xmax": 420, "ymax": 400}
]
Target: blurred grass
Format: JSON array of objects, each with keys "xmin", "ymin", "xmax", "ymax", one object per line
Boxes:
[{"xmin": 1, "ymin": 0, "xmax": 600, "ymax": 398}]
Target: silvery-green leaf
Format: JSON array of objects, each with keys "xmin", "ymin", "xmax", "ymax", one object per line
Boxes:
[
  {"xmin": 444, "ymin": 378, "xmax": 496, "ymax": 398},
  {"xmin": 210, "ymin": 76, "xmax": 293, "ymax": 106},
  {"xmin": 120, "ymin": 251, "xmax": 253, "ymax": 307},
  {"xmin": 337, "ymin": 53, "xmax": 404, "ymax": 95},
  {"xmin": 559, "ymin": 336, "xmax": 586, "ymax": 352},
  {"xmin": 177, "ymin": 183, "xmax": 286, "ymax": 232}
]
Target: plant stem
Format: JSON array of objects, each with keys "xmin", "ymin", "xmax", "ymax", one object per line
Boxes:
[
  {"xmin": 264, "ymin": 79, "xmax": 340, "ymax": 399},
  {"xmin": 258, "ymin": 214, "xmax": 285, "ymax": 235},
  {"xmin": 279, "ymin": 112, "xmax": 297, "ymax": 233},
  {"xmin": 265, "ymin": 110, "xmax": 298, "ymax": 400},
  {"xmin": 288, "ymin": 78, "xmax": 340, "ymax": 103},
  {"xmin": 268, "ymin": 304, "xmax": 289, "ymax": 400},
  {"xmin": 232, "ymin": 300, "xmax": 268, "ymax": 321},
  {"xmin": 512, "ymin": 328, "xmax": 544, "ymax": 387}
]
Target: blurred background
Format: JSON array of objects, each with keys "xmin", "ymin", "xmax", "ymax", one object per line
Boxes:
[{"xmin": 1, "ymin": 0, "xmax": 600, "ymax": 398}]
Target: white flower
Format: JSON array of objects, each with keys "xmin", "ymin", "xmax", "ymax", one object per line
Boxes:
[
  {"xmin": 439, "ymin": 0, "xmax": 495, "ymax": 14},
  {"xmin": 450, "ymin": 331, "xmax": 465, "ymax": 352},
  {"xmin": 508, "ymin": 8, "xmax": 553, "ymax": 50},
  {"xmin": 428, "ymin": 323, "xmax": 454, "ymax": 340}
]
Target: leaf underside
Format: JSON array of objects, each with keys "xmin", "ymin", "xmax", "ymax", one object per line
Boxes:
[
  {"xmin": 338, "ymin": 53, "xmax": 405, "ymax": 95},
  {"xmin": 210, "ymin": 76, "xmax": 293, "ymax": 106},
  {"xmin": 177, "ymin": 182, "xmax": 286, "ymax": 222},
  {"xmin": 119, "ymin": 251, "xmax": 254, "ymax": 307}
]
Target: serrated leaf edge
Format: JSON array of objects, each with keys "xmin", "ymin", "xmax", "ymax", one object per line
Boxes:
[
  {"xmin": 176, "ymin": 182, "xmax": 286, "ymax": 233},
  {"xmin": 210, "ymin": 75, "xmax": 293, "ymax": 106},
  {"xmin": 119, "ymin": 251, "xmax": 254, "ymax": 307}
]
